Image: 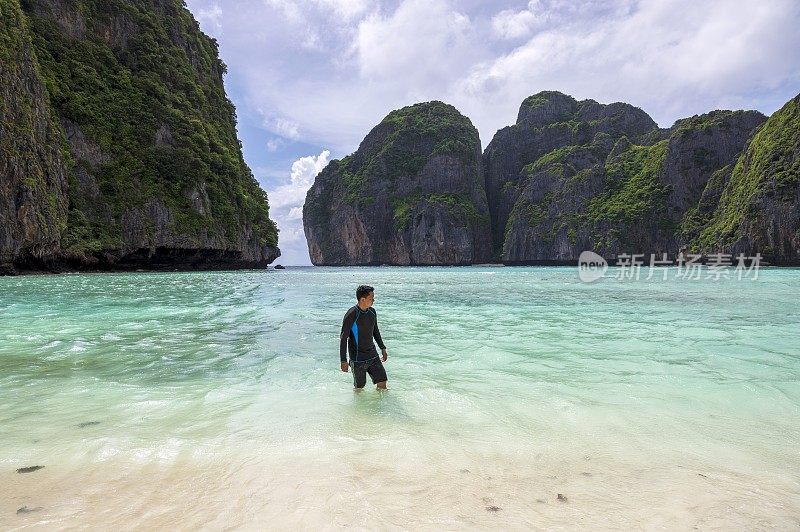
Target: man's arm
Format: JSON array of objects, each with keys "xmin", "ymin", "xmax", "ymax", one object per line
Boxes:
[
  {"xmin": 340, "ymin": 307, "xmax": 356, "ymax": 363},
  {"xmin": 372, "ymin": 311, "xmax": 386, "ymax": 351}
]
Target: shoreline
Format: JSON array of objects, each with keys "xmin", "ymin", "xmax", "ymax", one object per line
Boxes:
[
  {"xmin": 0, "ymin": 262, "xmax": 280, "ymax": 277},
  {"xmin": 0, "ymin": 246, "xmax": 281, "ymax": 277},
  {"xmin": 4, "ymin": 442, "xmax": 799, "ymax": 529},
  {"xmin": 4, "ymin": 262, "xmax": 800, "ymax": 277}
]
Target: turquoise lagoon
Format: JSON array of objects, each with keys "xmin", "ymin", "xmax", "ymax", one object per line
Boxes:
[{"xmin": 1, "ymin": 266, "xmax": 799, "ymax": 529}]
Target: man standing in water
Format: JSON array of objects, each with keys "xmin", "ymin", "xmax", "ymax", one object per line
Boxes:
[{"xmin": 340, "ymin": 285, "xmax": 389, "ymax": 390}]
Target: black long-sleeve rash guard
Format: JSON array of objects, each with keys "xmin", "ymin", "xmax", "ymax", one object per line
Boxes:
[{"xmin": 340, "ymin": 305, "xmax": 386, "ymax": 363}]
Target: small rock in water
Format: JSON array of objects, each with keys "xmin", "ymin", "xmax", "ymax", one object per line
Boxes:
[
  {"xmin": 485, "ymin": 505, "xmax": 501, "ymax": 512},
  {"xmin": 17, "ymin": 506, "xmax": 44, "ymax": 515},
  {"xmin": 557, "ymin": 493, "xmax": 568, "ymax": 502},
  {"xmin": 77, "ymin": 421, "xmax": 100, "ymax": 428},
  {"xmin": 16, "ymin": 465, "xmax": 44, "ymax": 474}
]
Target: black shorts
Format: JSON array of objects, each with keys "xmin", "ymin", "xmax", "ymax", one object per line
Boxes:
[{"xmin": 350, "ymin": 356, "xmax": 387, "ymax": 388}]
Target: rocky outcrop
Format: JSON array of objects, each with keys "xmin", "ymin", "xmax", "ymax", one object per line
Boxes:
[
  {"xmin": 483, "ymin": 91, "xmax": 658, "ymax": 260},
  {"xmin": 485, "ymin": 91, "xmax": 769, "ymax": 263},
  {"xmin": 694, "ymin": 94, "xmax": 800, "ymax": 264},
  {"xmin": 0, "ymin": 0, "xmax": 279, "ymax": 274},
  {"xmin": 0, "ymin": 0, "xmax": 68, "ymax": 274},
  {"xmin": 303, "ymin": 101, "xmax": 491, "ymax": 265}
]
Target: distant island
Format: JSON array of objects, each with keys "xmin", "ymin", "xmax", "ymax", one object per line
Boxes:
[{"xmin": 303, "ymin": 91, "xmax": 799, "ymax": 266}]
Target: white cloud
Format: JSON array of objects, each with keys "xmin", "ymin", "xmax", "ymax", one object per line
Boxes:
[
  {"xmin": 287, "ymin": 206, "xmax": 304, "ymax": 220},
  {"xmin": 260, "ymin": 112, "xmax": 301, "ymax": 140},
  {"xmin": 266, "ymin": 150, "xmax": 331, "ymax": 264},
  {"xmin": 456, "ymin": 0, "xmax": 800, "ymax": 132},
  {"xmin": 269, "ymin": 149, "xmax": 330, "ymax": 209},
  {"xmin": 195, "ymin": 2, "xmax": 223, "ymax": 36},
  {"xmin": 491, "ymin": 1, "xmax": 635, "ymax": 41},
  {"xmin": 316, "ymin": 0, "xmax": 369, "ymax": 20},
  {"xmin": 355, "ymin": 0, "xmax": 475, "ymax": 84},
  {"xmin": 266, "ymin": 137, "xmax": 283, "ymax": 152},
  {"xmin": 491, "ymin": 7, "xmax": 538, "ymax": 40},
  {"xmin": 263, "ymin": 0, "xmax": 371, "ymax": 51}
]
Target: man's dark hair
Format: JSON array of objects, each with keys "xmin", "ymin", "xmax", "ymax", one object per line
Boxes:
[{"xmin": 356, "ymin": 285, "xmax": 374, "ymax": 301}]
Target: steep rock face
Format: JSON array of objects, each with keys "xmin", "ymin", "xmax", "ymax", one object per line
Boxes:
[
  {"xmin": 303, "ymin": 102, "xmax": 491, "ymax": 265},
  {"xmin": 483, "ymin": 91, "xmax": 657, "ymax": 259},
  {"xmin": 0, "ymin": 0, "xmax": 68, "ymax": 273},
  {"xmin": 665, "ymin": 111, "xmax": 767, "ymax": 220},
  {"xmin": 485, "ymin": 91, "xmax": 768, "ymax": 263},
  {"xmin": 695, "ymin": 94, "xmax": 800, "ymax": 264},
  {"xmin": 1, "ymin": 0, "xmax": 280, "ymax": 273}
]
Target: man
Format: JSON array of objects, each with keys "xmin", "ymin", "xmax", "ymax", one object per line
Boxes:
[{"xmin": 340, "ymin": 285, "xmax": 389, "ymax": 390}]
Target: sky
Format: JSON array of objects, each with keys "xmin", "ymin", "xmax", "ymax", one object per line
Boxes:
[{"xmin": 184, "ymin": 0, "xmax": 800, "ymax": 265}]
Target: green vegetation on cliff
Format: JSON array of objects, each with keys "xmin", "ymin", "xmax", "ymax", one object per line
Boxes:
[
  {"xmin": 380, "ymin": 101, "xmax": 480, "ymax": 166},
  {"xmin": 587, "ymin": 140, "xmax": 670, "ymax": 225},
  {"xmin": 22, "ymin": 0, "xmax": 278, "ymax": 255},
  {"xmin": 492, "ymin": 92, "xmax": 776, "ymax": 262},
  {"xmin": 697, "ymin": 96, "xmax": 800, "ymax": 248},
  {"xmin": 390, "ymin": 190, "xmax": 487, "ymax": 231},
  {"xmin": 679, "ymin": 165, "xmax": 731, "ymax": 249},
  {"xmin": 0, "ymin": 0, "xmax": 67, "ymax": 242},
  {"xmin": 328, "ymin": 101, "xmax": 480, "ymax": 200},
  {"xmin": 306, "ymin": 101, "xmax": 484, "ymax": 229}
]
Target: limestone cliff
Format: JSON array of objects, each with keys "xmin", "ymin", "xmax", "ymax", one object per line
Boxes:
[
  {"xmin": 0, "ymin": 0, "xmax": 68, "ymax": 274},
  {"xmin": 485, "ymin": 91, "xmax": 770, "ymax": 264},
  {"xmin": 483, "ymin": 91, "xmax": 660, "ymax": 262},
  {"xmin": 303, "ymin": 101, "xmax": 491, "ymax": 265},
  {"xmin": 694, "ymin": 94, "xmax": 800, "ymax": 264},
  {"xmin": 0, "ymin": 0, "xmax": 280, "ymax": 274}
]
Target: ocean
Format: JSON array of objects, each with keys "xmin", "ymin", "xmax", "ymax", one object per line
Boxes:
[{"xmin": 2, "ymin": 266, "xmax": 799, "ymax": 529}]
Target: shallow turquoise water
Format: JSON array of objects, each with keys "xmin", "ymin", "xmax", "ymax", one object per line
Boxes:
[{"xmin": 1, "ymin": 266, "xmax": 799, "ymax": 528}]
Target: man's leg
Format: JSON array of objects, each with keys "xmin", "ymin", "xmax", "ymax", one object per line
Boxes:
[
  {"xmin": 352, "ymin": 361, "xmax": 367, "ymax": 390},
  {"xmin": 368, "ymin": 358, "xmax": 388, "ymax": 390}
]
